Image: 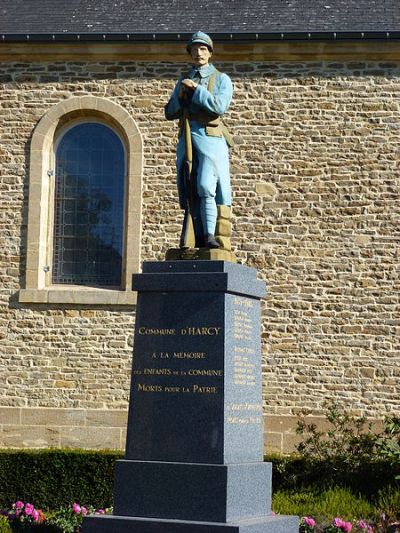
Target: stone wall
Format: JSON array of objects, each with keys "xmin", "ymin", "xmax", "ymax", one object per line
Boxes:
[{"xmin": 0, "ymin": 56, "xmax": 399, "ymax": 452}]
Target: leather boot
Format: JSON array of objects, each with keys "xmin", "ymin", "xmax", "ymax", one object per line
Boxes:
[{"xmin": 206, "ymin": 234, "xmax": 220, "ymax": 249}]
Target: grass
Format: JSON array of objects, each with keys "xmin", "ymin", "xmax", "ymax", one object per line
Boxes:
[
  {"xmin": 273, "ymin": 487, "xmax": 375, "ymax": 521},
  {"xmin": 272, "ymin": 485, "xmax": 400, "ymax": 525}
]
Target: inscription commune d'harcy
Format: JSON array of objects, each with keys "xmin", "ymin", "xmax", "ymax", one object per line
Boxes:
[
  {"xmin": 130, "ymin": 294, "xmax": 263, "ymax": 429},
  {"xmin": 133, "ymin": 324, "xmax": 224, "ymax": 396}
]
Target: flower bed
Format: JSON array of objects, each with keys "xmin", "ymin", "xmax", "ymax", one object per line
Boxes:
[
  {"xmin": 0, "ymin": 501, "xmax": 112, "ymax": 532},
  {"xmin": 1, "ymin": 500, "xmax": 399, "ymax": 533},
  {"xmin": 300, "ymin": 516, "xmax": 400, "ymax": 533}
]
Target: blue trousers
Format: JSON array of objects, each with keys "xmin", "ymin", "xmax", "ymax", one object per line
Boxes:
[{"xmin": 177, "ymin": 123, "xmax": 231, "ymax": 236}]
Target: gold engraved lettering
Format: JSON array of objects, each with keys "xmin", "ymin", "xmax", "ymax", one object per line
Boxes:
[
  {"xmin": 180, "ymin": 327, "xmax": 221, "ymax": 336},
  {"xmin": 173, "ymin": 352, "xmax": 206, "ymax": 359},
  {"xmin": 143, "ymin": 368, "xmax": 172, "ymax": 376},
  {"xmin": 164, "ymin": 386, "xmax": 180, "ymax": 393},
  {"xmin": 137, "ymin": 383, "xmax": 163, "ymax": 392},
  {"xmin": 188, "ymin": 369, "xmax": 223, "ymax": 377},
  {"xmin": 138, "ymin": 327, "xmax": 176, "ymax": 336},
  {"xmin": 192, "ymin": 385, "xmax": 218, "ymax": 394}
]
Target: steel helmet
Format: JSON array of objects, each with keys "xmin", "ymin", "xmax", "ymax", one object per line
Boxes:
[{"xmin": 186, "ymin": 31, "xmax": 214, "ymax": 53}]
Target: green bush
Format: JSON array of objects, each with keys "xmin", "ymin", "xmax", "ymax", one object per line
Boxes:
[
  {"xmin": 283, "ymin": 402, "xmax": 400, "ymax": 496},
  {"xmin": 265, "ymin": 452, "xmax": 397, "ymax": 497},
  {"xmin": 0, "ymin": 449, "xmax": 122, "ymax": 510},
  {"xmin": 374, "ymin": 416, "xmax": 400, "ymax": 480}
]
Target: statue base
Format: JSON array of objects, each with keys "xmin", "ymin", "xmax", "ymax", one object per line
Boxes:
[
  {"xmin": 82, "ymin": 261, "xmax": 298, "ymax": 533},
  {"xmin": 165, "ymin": 247, "xmax": 237, "ymax": 263}
]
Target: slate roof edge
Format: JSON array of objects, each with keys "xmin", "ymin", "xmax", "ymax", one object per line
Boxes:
[{"xmin": 1, "ymin": 31, "xmax": 400, "ymax": 43}]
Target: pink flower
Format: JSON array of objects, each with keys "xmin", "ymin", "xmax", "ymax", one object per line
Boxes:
[
  {"xmin": 334, "ymin": 518, "xmax": 345, "ymax": 528},
  {"xmin": 81, "ymin": 506, "xmax": 88, "ymax": 516},
  {"xmin": 32, "ymin": 510, "xmax": 39, "ymax": 522},
  {"xmin": 96, "ymin": 509, "xmax": 105, "ymax": 514},
  {"xmin": 304, "ymin": 517, "xmax": 316, "ymax": 527},
  {"xmin": 72, "ymin": 503, "xmax": 81, "ymax": 514},
  {"xmin": 332, "ymin": 518, "xmax": 352, "ymax": 531},
  {"xmin": 358, "ymin": 520, "xmax": 373, "ymax": 532},
  {"xmin": 24, "ymin": 503, "xmax": 34, "ymax": 516},
  {"xmin": 15, "ymin": 501, "xmax": 24, "ymax": 509}
]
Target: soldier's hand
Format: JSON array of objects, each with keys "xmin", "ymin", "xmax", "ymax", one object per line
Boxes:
[
  {"xmin": 181, "ymin": 79, "xmax": 198, "ymax": 92},
  {"xmin": 178, "ymin": 84, "xmax": 186, "ymax": 99}
]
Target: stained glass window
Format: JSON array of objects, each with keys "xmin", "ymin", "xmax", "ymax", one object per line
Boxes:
[{"xmin": 53, "ymin": 122, "xmax": 125, "ymax": 286}]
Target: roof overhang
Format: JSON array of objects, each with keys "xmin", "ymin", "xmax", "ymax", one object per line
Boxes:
[{"xmin": 2, "ymin": 31, "xmax": 400, "ymax": 43}]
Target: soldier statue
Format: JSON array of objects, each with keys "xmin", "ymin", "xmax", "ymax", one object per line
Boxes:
[{"xmin": 165, "ymin": 31, "xmax": 234, "ymax": 251}]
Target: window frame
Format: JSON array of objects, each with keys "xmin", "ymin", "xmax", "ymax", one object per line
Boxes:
[
  {"xmin": 51, "ymin": 119, "xmax": 127, "ymax": 288},
  {"xmin": 19, "ymin": 96, "xmax": 143, "ymax": 305}
]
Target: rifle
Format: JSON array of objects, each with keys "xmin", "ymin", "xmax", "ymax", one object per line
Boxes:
[{"xmin": 179, "ymin": 108, "xmax": 197, "ymax": 249}]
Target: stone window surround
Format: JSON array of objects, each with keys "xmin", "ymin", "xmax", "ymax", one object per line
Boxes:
[{"xmin": 19, "ymin": 96, "xmax": 143, "ymax": 305}]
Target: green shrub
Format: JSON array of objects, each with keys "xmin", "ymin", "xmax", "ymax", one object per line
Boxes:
[
  {"xmin": 290, "ymin": 402, "xmax": 400, "ymax": 495},
  {"xmin": 374, "ymin": 416, "xmax": 400, "ymax": 480},
  {"xmin": 0, "ymin": 449, "xmax": 123, "ymax": 510},
  {"xmin": 266, "ymin": 452, "xmax": 397, "ymax": 497}
]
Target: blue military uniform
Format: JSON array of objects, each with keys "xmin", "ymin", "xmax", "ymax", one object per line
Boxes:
[{"xmin": 165, "ymin": 33, "xmax": 233, "ymax": 246}]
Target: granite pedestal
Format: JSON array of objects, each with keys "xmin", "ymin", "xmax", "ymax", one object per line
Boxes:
[{"xmin": 83, "ymin": 261, "xmax": 298, "ymax": 533}]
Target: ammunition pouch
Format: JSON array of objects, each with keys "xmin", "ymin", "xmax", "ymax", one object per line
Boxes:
[
  {"xmin": 178, "ymin": 68, "xmax": 234, "ymax": 148},
  {"xmin": 179, "ymin": 111, "xmax": 234, "ymax": 147}
]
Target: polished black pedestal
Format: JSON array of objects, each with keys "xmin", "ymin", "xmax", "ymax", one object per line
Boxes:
[{"xmin": 83, "ymin": 262, "xmax": 298, "ymax": 532}]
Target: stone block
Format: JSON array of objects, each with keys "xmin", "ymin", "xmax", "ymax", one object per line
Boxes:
[
  {"xmin": 264, "ymin": 432, "xmax": 283, "ymax": 454},
  {"xmin": 0, "ymin": 407, "xmax": 21, "ymax": 425},
  {"xmin": 85, "ymin": 409, "xmax": 128, "ymax": 428},
  {"xmin": 0, "ymin": 425, "xmax": 60, "ymax": 448},
  {"xmin": 126, "ymin": 262, "xmax": 266, "ymax": 465},
  {"xmin": 84, "ymin": 514, "xmax": 299, "ymax": 532},
  {"xmin": 59, "ymin": 427, "xmax": 122, "ymax": 449},
  {"xmin": 114, "ymin": 461, "xmax": 272, "ymax": 522},
  {"xmin": 21, "ymin": 407, "xmax": 86, "ymax": 426}
]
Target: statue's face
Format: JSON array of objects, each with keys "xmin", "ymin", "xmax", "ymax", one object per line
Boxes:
[{"xmin": 190, "ymin": 44, "xmax": 212, "ymax": 67}]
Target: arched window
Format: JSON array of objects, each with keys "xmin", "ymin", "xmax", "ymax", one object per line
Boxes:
[
  {"xmin": 20, "ymin": 96, "xmax": 143, "ymax": 305},
  {"xmin": 53, "ymin": 122, "xmax": 125, "ymax": 286}
]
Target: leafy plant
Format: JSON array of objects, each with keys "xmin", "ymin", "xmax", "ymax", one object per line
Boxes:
[
  {"xmin": 46, "ymin": 503, "xmax": 112, "ymax": 533},
  {"xmin": 294, "ymin": 402, "xmax": 400, "ymax": 492},
  {"xmin": 374, "ymin": 417, "xmax": 400, "ymax": 480},
  {"xmin": 6, "ymin": 501, "xmax": 45, "ymax": 532},
  {"xmin": 0, "ymin": 515, "xmax": 11, "ymax": 533},
  {"xmin": 46, "ymin": 504, "xmax": 86, "ymax": 533},
  {"xmin": 296, "ymin": 402, "xmax": 375, "ymax": 470}
]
